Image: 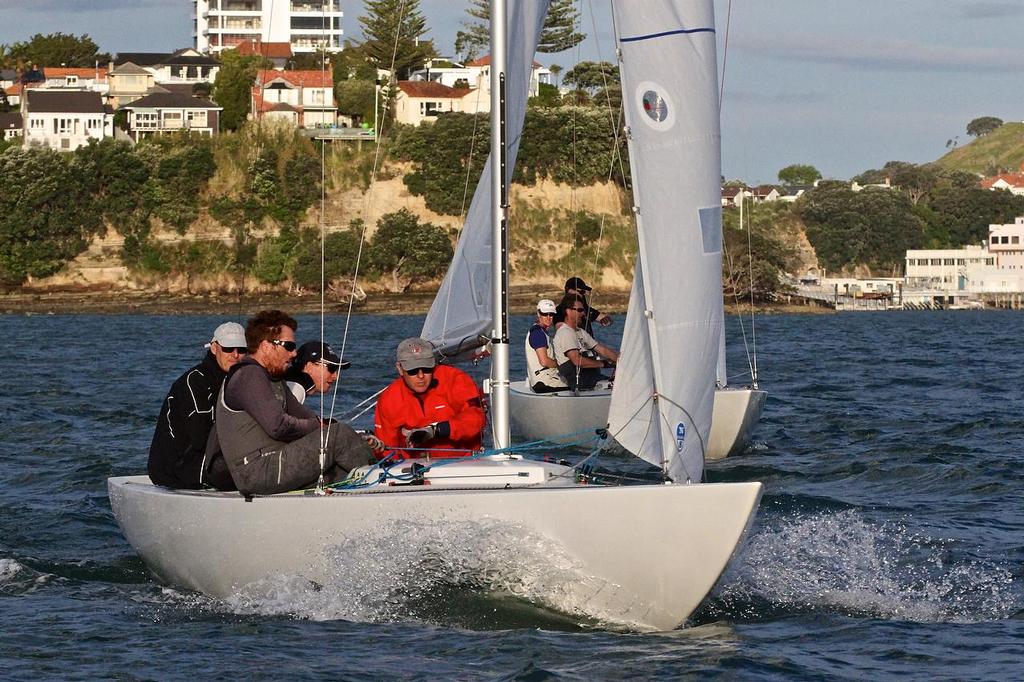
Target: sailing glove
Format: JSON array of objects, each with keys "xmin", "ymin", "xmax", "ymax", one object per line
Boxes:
[{"xmin": 404, "ymin": 421, "xmax": 451, "ymax": 445}]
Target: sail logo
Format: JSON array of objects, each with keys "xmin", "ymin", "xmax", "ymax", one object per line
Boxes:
[
  {"xmin": 635, "ymin": 81, "xmax": 675, "ymax": 131},
  {"xmin": 675, "ymin": 423, "xmax": 686, "ymax": 452}
]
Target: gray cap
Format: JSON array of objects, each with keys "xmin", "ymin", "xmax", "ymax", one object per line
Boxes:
[
  {"xmin": 396, "ymin": 337, "xmax": 437, "ymax": 371},
  {"xmin": 211, "ymin": 322, "xmax": 246, "ymax": 349},
  {"xmin": 537, "ymin": 298, "xmax": 557, "ymax": 314}
]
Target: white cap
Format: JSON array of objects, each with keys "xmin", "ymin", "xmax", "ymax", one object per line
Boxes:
[
  {"xmin": 211, "ymin": 322, "xmax": 246, "ymax": 349},
  {"xmin": 537, "ymin": 299, "xmax": 557, "ymax": 314}
]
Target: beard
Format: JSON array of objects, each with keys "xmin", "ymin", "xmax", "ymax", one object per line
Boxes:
[{"xmin": 266, "ymin": 356, "xmax": 289, "ymax": 378}]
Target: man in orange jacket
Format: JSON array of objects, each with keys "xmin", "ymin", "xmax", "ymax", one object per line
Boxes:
[{"xmin": 374, "ymin": 337, "xmax": 486, "ymax": 459}]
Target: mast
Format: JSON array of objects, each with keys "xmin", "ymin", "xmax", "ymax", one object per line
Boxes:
[{"xmin": 489, "ymin": 0, "xmax": 510, "ymax": 448}]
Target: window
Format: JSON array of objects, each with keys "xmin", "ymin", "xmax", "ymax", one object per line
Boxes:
[
  {"xmin": 1013, "ymin": 236, "xmax": 1020, "ymax": 244},
  {"xmin": 930, "ymin": 259, "xmax": 941, "ymax": 266},
  {"xmin": 186, "ymin": 110, "xmax": 207, "ymax": 128},
  {"xmin": 162, "ymin": 111, "xmax": 183, "ymax": 128},
  {"xmin": 956, "ymin": 259, "xmax": 964, "ymax": 265},
  {"xmin": 987, "ymin": 258, "xmax": 995, "ymax": 265},
  {"xmin": 943, "ymin": 258, "xmax": 954, "ymax": 266},
  {"xmin": 136, "ymin": 112, "xmax": 157, "ymax": 129}
]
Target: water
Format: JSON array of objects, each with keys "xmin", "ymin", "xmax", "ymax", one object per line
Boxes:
[{"xmin": 1, "ymin": 311, "xmax": 1021, "ymax": 679}]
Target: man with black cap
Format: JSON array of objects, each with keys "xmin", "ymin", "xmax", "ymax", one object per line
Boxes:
[
  {"xmin": 554, "ymin": 276, "xmax": 613, "ymax": 335},
  {"xmin": 148, "ymin": 321, "xmax": 246, "ymax": 489},
  {"xmin": 374, "ymin": 337, "xmax": 485, "ymax": 459},
  {"xmin": 284, "ymin": 341, "xmax": 352, "ymax": 404}
]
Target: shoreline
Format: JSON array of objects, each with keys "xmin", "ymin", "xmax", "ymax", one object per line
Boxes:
[{"xmin": 0, "ymin": 288, "xmax": 831, "ymax": 316}]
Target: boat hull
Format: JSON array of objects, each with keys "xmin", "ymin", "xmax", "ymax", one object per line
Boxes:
[
  {"xmin": 108, "ymin": 475, "xmax": 761, "ymax": 631},
  {"xmin": 509, "ymin": 383, "xmax": 766, "ymax": 459}
]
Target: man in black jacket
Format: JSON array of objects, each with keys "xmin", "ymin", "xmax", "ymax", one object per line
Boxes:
[{"xmin": 147, "ymin": 322, "xmax": 247, "ymax": 489}]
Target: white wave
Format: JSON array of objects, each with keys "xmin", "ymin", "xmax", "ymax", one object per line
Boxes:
[
  {"xmin": 0, "ymin": 558, "xmax": 24, "ymax": 581},
  {"xmin": 221, "ymin": 518, "xmax": 617, "ymax": 627},
  {"xmin": 716, "ymin": 510, "xmax": 1018, "ymax": 623}
]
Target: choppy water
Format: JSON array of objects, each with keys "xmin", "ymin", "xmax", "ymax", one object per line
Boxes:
[{"xmin": 1, "ymin": 311, "xmax": 1021, "ymax": 679}]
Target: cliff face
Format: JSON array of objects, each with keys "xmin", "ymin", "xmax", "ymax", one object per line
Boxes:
[{"xmin": 34, "ymin": 173, "xmax": 638, "ymax": 294}]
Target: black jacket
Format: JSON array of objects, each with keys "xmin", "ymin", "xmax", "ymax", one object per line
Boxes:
[{"xmin": 148, "ymin": 352, "xmax": 227, "ymax": 489}]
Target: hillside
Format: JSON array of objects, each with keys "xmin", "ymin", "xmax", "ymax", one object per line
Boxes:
[{"xmin": 932, "ymin": 122, "xmax": 1024, "ymax": 175}]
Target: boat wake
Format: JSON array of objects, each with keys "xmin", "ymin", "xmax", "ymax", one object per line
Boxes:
[
  {"xmin": 703, "ymin": 510, "xmax": 1019, "ymax": 623},
  {"xmin": 217, "ymin": 519, "xmax": 613, "ymax": 630},
  {"xmin": 0, "ymin": 558, "xmax": 53, "ymax": 596}
]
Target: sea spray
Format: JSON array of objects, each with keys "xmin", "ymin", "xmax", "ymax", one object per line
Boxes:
[
  {"xmin": 706, "ymin": 510, "xmax": 1018, "ymax": 623},
  {"xmin": 218, "ymin": 518, "xmax": 618, "ymax": 628}
]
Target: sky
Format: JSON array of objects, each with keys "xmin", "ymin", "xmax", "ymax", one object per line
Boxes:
[{"xmin": 3, "ymin": 0, "xmax": 1023, "ymax": 184}]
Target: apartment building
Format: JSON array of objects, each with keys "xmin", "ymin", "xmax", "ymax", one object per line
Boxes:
[{"xmin": 193, "ymin": 0, "xmax": 343, "ymax": 55}]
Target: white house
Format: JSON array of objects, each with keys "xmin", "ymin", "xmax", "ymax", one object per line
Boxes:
[
  {"xmin": 980, "ymin": 165, "xmax": 1024, "ymax": 196},
  {"xmin": 0, "ymin": 112, "xmax": 22, "ymax": 140},
  {"xmin": 905, "ymin": 218, "xmax": 1024, "ymax": 293},
  {"xmin": 114, "ymin": 49, "xmax": 220, "ymax": 87},
  {"xmin": 121, "ymin": 92, "xmax": 221, "ymax": 140},
  {"xmin": 106, "ymin": 62, "xmax": 157, "ymax": 108},
  {"xmin": 408, "ymin": 54, "xmax": 548, "ymax": 99},
  {"xmin": 251, "ymin": 70, "xmax": 336, "ymax": 127},
  {"xmin": 393, "ymin": 80, "xmax": 482, "ymax": 126},
  {"xmin": 905, "ymin": 245, "xmax": 992, "ymax": 291},
  {"xmin": 22, "ymin": 89, "xmax": 113, "ymax": 151}
]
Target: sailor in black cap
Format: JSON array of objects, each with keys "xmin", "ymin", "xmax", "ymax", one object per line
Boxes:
[
  {"xmin": 554, "ymin": 276, "xmax": 614, "ymax": 335},
  {"xmin": 284, "ymin": 341, "xmax": 351, "ymax": 404}
]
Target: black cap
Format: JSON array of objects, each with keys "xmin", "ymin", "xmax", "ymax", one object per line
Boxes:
[
  {"xmin": 294, "ymin": 341, "xmax": 351, "ymax": 371},
  {"xmin": 564, "ymin": 276, "xmax": 592, "ymax": 292}
]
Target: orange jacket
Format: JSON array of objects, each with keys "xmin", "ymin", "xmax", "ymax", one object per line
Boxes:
[{"xmin": 374, "ymin": 364, "xmax": 485, "ymax": 459}]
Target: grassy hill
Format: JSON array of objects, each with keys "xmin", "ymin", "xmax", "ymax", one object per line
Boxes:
[{"xmin": 932, "ymin": 122, "xmax": 1024, "ymax": 175}]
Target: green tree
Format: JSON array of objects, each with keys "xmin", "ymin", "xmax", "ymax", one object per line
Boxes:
[
  {"xmin": 336, "ymin": 78, "xmax": 377, "ymax": 125},
  {"xmin": 7, "ymin": 33, "xmax": 109, "ymax": 68},
  {"xmin": 549, "ymin": 63, "xmax": 563, "ymax": 88},
  {"xmin": 966, "ymin": 116, "xmax": 1003, "ymax": 138},
  {"xmin": 798, "ymin": 181, "xmax": 925, "ymax": 272},
  {"xmin": 0, "ymin": 147, "xmax": 101, "ymax": 284},
  {"xmin": 562, "ymin": 61, "xmax": 618, "ymax": 94},
  {"xmin": 357, "ymin": 0, "xmax": 435, "ymax": 79},
  {"xmin": 332, "ymin": 43, "xmax": 378, "ymax": 81},
  {"xmin": 854, "ymin": 161, "xmax": 938, "ymax": 205},
  {"xmin": 367, "ymin": 209, "xmax": 452, "ymax": 292},
  {"xmin": 455, "ymin": 0, "xmax": 585, "ymax": 60},
  {"xmin": 291, "ymin": 228, "xmax": 362, "ymax": 289},
  {"xmin": 213, "ymin": 51, "xmax": 266, "ymax": 131},
  {"xmin": 777, "ymin": 163, "xmax": 822, "ymax": 186}
]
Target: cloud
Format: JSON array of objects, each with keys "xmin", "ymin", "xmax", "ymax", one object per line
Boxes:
[
  {"xmin": 5, "ymin": 0, "xmax": 164, "ymax": 11},
  {"xmin": 740, "ymin": 34, "xmax": 1024, "ymax": 73},
  {"xmin": 959, "ymin": 1, "xmax": 1024, "ymax": 19}
]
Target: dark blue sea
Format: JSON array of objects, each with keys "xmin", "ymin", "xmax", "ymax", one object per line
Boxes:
[{"xmin": 1, "ymin": 311, "xmax": 1021, "ymax": 680}]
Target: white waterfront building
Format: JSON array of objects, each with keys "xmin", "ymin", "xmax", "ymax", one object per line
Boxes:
[
  {"xmin": 193, "ymin": 0, "xmax": 343, "ymax": 55},
  {"xmin": 904, "ymin": 217, "xmax": 1024, "ymax": 293}
]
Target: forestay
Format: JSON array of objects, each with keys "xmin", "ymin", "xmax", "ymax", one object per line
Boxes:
[
  {"xmin": 607, "ymin": 0, "xmax": 724, "ymax": 483},
  {"xmin": 420, "ymin": 0, "xmax": 551, "ymax": 358}
]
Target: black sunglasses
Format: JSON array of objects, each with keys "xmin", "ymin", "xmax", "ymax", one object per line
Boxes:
[
  {"xmin": 270, "ymin": 339, "xmax": 297, "ymax": 352},
  {"xmin": 570, "ymin": 307, "xmax": 586, "ymax": 313},
  {"xmin": 404, "ymin": 366, "xmax": 435, "ymax": 376},
  {"xmin": 218, "ymin": 345, "xmax": 248, "ymax": 354}
]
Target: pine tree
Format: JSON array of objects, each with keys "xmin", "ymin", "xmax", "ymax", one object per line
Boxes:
[
  {"xmin": 454, "ymin": 0, "xmax": 585, "ymax": 61},
  {"xmin": 357, "ymin": 0, "xmax": 435, "ymax": 79}
]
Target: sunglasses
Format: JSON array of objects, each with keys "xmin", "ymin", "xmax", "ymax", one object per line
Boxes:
[
  {"xmin": 570, "ymin": 307, "xmax": 586, "ymax": 313},
  {"xmin": 218, "ymin": 345, "xmax": 248, "ymax": 354},
  {"xmin": 320, "ymin": 361, "xmax": 339, "ymax": 373},
  {"xmin": 538, "ymin": 311, "xmax": 554, "ymax": 316},
  {"xmin": 403, "ymin": 366, "xmax": 435, "ymax": 376},
  {"xmin": 270, "ymin": 339, "xmax": 297, "ymax": 352}
]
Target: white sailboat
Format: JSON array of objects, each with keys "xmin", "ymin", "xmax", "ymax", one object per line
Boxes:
[
  {"xmin": 107, "ymin": 0, "xmax": 761, "ymax": 631},
  {"xmin": 507, "ymin": 37, "xmax": 765, "ymax": 456}
]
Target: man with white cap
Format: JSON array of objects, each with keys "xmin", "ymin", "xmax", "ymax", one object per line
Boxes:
[
  {"xmin": 524, "ymin": 299, "xmax": 568, "ymax": 393},
  {"xmin": 148, "ymin": 321, "xmax": 246, "ymax": 489},
  {"xmin": 374, "ymin": 337, "xmax": 485, "ymax": 459}
]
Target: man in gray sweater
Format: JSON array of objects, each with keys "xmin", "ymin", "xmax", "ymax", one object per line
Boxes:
[{"xmin": 212, "ymin": 310, "xmax": 374, "ymax": 495}]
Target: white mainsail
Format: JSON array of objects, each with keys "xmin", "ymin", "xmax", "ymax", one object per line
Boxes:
[
  {"xmin": 420, "ymin": 0, "xmax": 551, "ymax": 358},
  {"xmin": 607, "ymin": 0, "xmax": 725, "ymax": 483}
]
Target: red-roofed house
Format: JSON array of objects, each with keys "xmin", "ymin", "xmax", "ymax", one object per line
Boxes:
[
  {"xmin": 981, "ymin": 163, "xmax": 1024, "ymax": 196},
  {"xmin": 251, "ymin": 70, "xmax": 336, "ymax": 127},
  {"xmin": 235, "ymin": 40, "xmax": 294, "ymax": 70},
  {"xmin": 394, "ymin": 80, "xmax": 484, "ymax": 126},
  {"xmin": 42, "ymin": 67, "xmax": 108, "ymax": 92}
]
